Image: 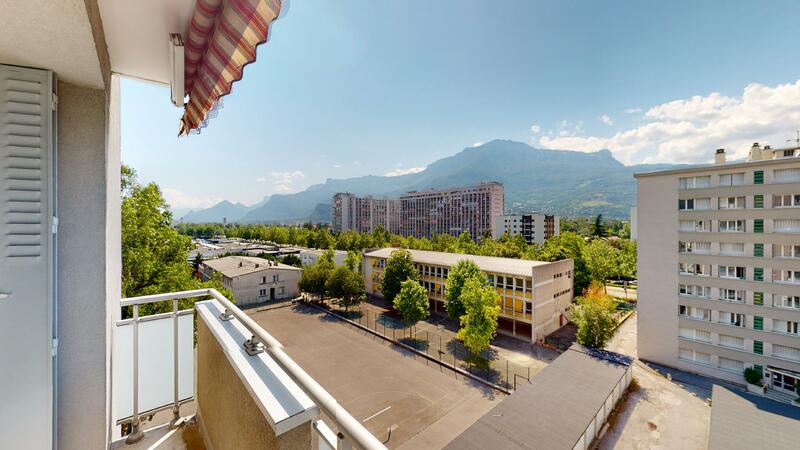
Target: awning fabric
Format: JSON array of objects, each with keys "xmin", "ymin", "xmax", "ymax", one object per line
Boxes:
[{"xmin": 179, "ymin": 0, "xmax": 282, "ymax": 135}]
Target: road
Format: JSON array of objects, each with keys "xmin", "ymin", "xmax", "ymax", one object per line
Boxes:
[{"xmin": 606, "ymin": 285, "xmax": 637, "ymax": 300}]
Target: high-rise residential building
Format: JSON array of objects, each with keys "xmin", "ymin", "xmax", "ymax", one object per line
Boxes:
[
  {"xmin": 363, "ymin": 248, "xmax": 574, "ymax": 342},
  {"xmin": 493, "ymin": 213, "xmax": 560, "ymax": 244},
  {"xmin": 399, "ymin": 182, "xmax": 504, "ymax": 239},
  {"xmin": 331, "ymin": 193, "xmax": 400, "ymax": 234},
  {"xmin": 636, "ymin": 143, "xmax": 800, "ymax": 392}
]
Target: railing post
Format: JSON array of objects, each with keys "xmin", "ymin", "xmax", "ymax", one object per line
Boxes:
[
  {"xmin": 126, "ymin": 304, "xmax": 144, "ymax": 444},
  {"xmin": 337, "ymin": 432, "xmax": 353, "ymax": 450},
  {"xmin": 169, "ymin": 298, "xmax": 182, "ymax": 429}
]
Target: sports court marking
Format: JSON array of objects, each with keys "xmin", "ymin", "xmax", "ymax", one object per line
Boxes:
[{"xmin": 363, "ymin": 406, "xmax": 392, "ymax": 422}]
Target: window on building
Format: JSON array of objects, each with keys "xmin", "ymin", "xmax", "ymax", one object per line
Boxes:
[
  {"xmin": 772, "ymin": 345, "xmax": 800, "ymax": 362},
  {"xmin": 774, "ymin": 168, "xmax": 800, "ymax": 183},
  {"xmin": 679, "ymin": 348, "xmax": 711, "ymax": 365},
  {"xmin": 679, "ymin": 176, "xmax": 711, "ymax": 189},
  {"xmin": 718, "ymin": 173, "xmax": 745, "ymax": 186},
  {"xmin": 718, "ymin": 220, "xmax": 744, "ymax": 232},
  {"xmin": 680, "ymin": 263, "xmax": 708, "ymax": 276},
  {"xmin": 776, "ymin": 270, "xmax": 800, "ymax": 283},
  {"xmin": 719, "ymin": 335, "xmax": 745, "ymax": 349},
  {"xmin": 718, "ymin": 311, "xmax": 744, "ymax": 327},
  {"xmin": 273, "ymin": 274, "xmax": 279, "ymax": 282},
  {"xmin": 719, "ymin": 242, "xmax": 745, "ymax": 255},
  {"xmin": 261, "ymin": 276, "xmax": 267, "ymax": 284},
  {"xmin": 774, "ymin": 295, "xmax": 800, "ymax": 309},
  {"xmin": 774, "ymin": 219, "xmax": 800, "ymax": 233},
  {"xmin": 718, "ymin": 357, "xmax": 744, "ymax": 373},
  {"xmin": 773, "ymin": 194, "xmax": 800, "ymax": 207},
  {"xmin": 259, "ymin": 289, "xmax": 266, "ymax": 296},
  {"xmin": 774, "ymin": 244, "xmax": 800, "ymax": 258},
  {"xmin": 774, "ymin": 320, "xmax": 799, "ymax": 335},
  {"xmin": 718, "ymin": 265, "xmax": 745, "ymax": 280},
  {"xmin": 720, "ymin": 289, "xmax": 744, "ymax": 303},
  {"xmin": 718, "ymin": 196, "xmax": 745, "ymax": 209},
  {"xmin": 679, "ymin": 284, "xmax": 709, "ymax": 298},
  {"xmin": 679, "ymin": 241, "xmax": 711, "ymax": 253},
  {"xmin": 679, "ymin": 327, "xmax": 711, "ymax": 342},
  {"xmin": 515, "ymin": 278, "xmax": 523, "ymax": 292}
]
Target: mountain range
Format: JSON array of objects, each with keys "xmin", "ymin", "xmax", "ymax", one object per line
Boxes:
[{"xmin": 176, "ymin": 140, "xmax": 688, "ymax": 223}]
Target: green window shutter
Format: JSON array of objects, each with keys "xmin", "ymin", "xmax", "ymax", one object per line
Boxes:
[
  {"xmin": 753, "ymin": 340, "xmax": 763, "ymax": 354},
  {"xmin": 753, "ymin": 243, "xmax": 764, "ymax": 257},
  {"xmin": 753, "ymin": 292, "xmax": 764, "ymax": 306},
  {"xmin": 754, "ymin": 170, "xmax": 764, "ymax": 184},
  {"xmin": 753, "ymin": 364, "xmax": 763, "ymax": 375},
  {"xmin": 753, "ymin": 219, "xmax": 764, "ymax": 233},
  {"xmin": 754, "ymin": 194, "xmax": 764, "ymax": 208},
  {"xmin": 754, "ymin": 267, "xmax": 763, "ymax": 281},
  {"xmin": 754, "ymin": 316, "xmax": 763, "ymax": 330}
]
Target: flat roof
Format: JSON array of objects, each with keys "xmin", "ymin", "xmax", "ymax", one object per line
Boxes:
[
  {"xmin": 363, "ymin": 248, "xmax": 556, "ymax": 276},
  {"xmin": 443, "ymin": 346, "xmax": 632, "ymax": 450},
  {"xmin": 709, "ymin": 385, "xmax": 800, "ymax": 450},
  {"xmin": 203, "ymin": 255, "xmax": 301, "ymax": 278},
  {"xmin": 634, "ymin": 155, "xmax": 800, "ymax": 178}
]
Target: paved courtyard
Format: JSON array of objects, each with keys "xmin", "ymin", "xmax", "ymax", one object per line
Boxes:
[
  {"xmin": 249, "ymin": 303, "xmax": 505, "ymax": 449},
  {"xmin": 598, "ymin": 313, "xmax": 711, "ymax": 449}
]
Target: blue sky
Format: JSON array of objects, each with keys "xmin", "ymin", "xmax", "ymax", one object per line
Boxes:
[{"xmin": 122, "ymin": 0, "xmax": 800, "ymax": 211}]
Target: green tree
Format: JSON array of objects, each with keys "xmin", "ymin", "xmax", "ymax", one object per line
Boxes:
[
  {"xmin": 592, "ymin": 214, "xmax": 606, "ymax": 238},
  {"xmin": 538, "ymin": 232, "xmax": 590, "ymax": 293},
  {"xmin": 192, "ymin": 253, "xmax": 203, "ymax": 275},
  {"xmin": 325, "ymin": 266, "xmax": 365, "ymax": 311},
  {"xmin": 614, "ymin": 240, "xmax": 637, "ymax": 280},
  {"xmin": 280, "ymin": 254, "xmax": 303, "ymax": 268},
  {"xmin": 298, "ymin": 261, "xmax": 331, "ymax": 300},
  {"xmin": 584, "ymin": 238, "xmax": 618, "ymax": 289},
  {"xmin": 121, "ymin": 165, "xmax": 232, "ymax": 317},
  {"xmin": 380, "ymin": 249, "xmax": 418, "ymax": 302},
  {"xmin": 572, "ymin": 282, "xmax": 617, "ymax": 348},
  {"xmin": 456, "ymin": 277, "xmax": 501, "ymax": 355},
  {"xmin": 393, "ymin": 279, "xmax": 429, "ymax": 327},
  {"xmin": 444, "ymin": 260, "xmax": 484, "ymax": 321},
  {"xmin": 344, "ymin": 250, "xmax": 362, "ymax": 272}
]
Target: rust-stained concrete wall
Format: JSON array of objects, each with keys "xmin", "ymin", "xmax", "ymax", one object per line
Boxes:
[{"xmin": 196, "ymin": 318, "xmax": 311, "ymax": 450}]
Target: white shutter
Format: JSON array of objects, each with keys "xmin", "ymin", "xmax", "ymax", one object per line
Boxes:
[{"xmin": 0, "ymin": 64, "xmax": 55, "ymax": 449}]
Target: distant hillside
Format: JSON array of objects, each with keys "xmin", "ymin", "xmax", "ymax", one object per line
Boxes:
[
  {"xmin": 179, "ymin": 196, "xmax": 270, "ymax": 223},
  {"xmin": 184, "ymin": 140, "xmax": 689, "ymax": 223}
]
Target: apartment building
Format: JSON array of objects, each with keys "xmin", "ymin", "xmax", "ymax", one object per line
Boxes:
[
  {"xmin": 493, "ymin": 213, "xmax": 560, "ymax": 244},
  {"xmin": 637, "ymin": 143, "xmax": 800, "ymax": 393},
  {"xmin": 332, "ymin": 193, "xmax": 400, "ymax": 234},
  {"xmin": 363, "ymin": 248, "xmax": 573, "ymax": 342},
  {"xmin": 399, "ymin": 182, "xmax": 504, "ymax": 240},
  {"xmin": 200, "ymin": 256, "xmax": 301, "ymax": 307}
]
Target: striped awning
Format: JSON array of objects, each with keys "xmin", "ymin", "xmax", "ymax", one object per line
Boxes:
[{"xmin": 179, "ymin": 0, "xmax": 282, "ymax": 136}]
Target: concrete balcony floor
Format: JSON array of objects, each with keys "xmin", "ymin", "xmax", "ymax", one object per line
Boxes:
[{"xmin": 110, "ymin": 418, "xmax": 205, "ymax": 450}]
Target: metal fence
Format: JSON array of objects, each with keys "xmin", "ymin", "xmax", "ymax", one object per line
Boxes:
[{"xmin": 320, "ymin": 301, "xmax": 533, "ymax": 391}]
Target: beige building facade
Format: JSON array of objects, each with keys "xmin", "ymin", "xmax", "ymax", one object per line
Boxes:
[
  {"xmin": 493, "ymin": 213, "xmax": 560, "ymax": 244},
  {"xmin": 200, "ymin": 256, "xmax": 301, "ymax": 307},
  {"xmin": 331, "ymin": 193, "xmax": 400, "ymax": 234},
  {"xmin": 636, "ymin": 144, "xmax": 800, "ymax": 391},
  {"xmin": 362, "ymin": 248, "xmax": 573, "ymax": 342}
]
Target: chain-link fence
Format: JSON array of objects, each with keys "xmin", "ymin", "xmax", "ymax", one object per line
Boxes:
[{"xmin": 315, "ymin": 300, "xmax": 534, "ymax": 391}]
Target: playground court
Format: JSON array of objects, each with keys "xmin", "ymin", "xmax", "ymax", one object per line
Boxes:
[{"xmin": 249, "ymin": 303, "xmax": 505, "ymax": 449}]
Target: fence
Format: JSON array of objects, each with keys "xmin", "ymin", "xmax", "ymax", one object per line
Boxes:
[{"xmin": 315, "ymin": 299, "xmax": 534, "ymax": 391}]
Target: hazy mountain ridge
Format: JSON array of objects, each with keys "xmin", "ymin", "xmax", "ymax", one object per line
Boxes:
[{"xmin": 182, "ymin": 140, "xmax": 689, "ymax": 223}]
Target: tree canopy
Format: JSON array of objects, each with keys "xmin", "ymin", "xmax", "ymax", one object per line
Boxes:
[
  {"xmin": 121, "ymin": 165, "xmax": 232, "ymax": 317},
  {"xmin": 393, "ymin": 279, "xmax": 430, "ymax": 326},
  {"xmin": 456, "ymin": 277, "xmax": 501, "ymax": 355},
  {"xmin": 325, "ymin": 265, "xmax": 365, "ymax": 311},
  {"xmin": 444, "ymin": 260, "xmax": 484, "ymax": 321},
  {"xmin": 380, "ymin": 249, "xmax": 418, "ymax": 302},
  {"xmin": 572, "ymin": 282, "xmax": 617, "ymax": 348}
]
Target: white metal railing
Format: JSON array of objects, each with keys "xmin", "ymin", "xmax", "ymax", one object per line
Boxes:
[{"xmin": 118, "ymin": 288, "xmax": 386, "ymax": 450}]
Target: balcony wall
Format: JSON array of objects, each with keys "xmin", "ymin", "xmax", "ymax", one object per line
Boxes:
[{"xmin": 196, "ymin": 301, "xmax": 318, "ymax": 450}]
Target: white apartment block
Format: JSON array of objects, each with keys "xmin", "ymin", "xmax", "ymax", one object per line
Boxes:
[
  {"xmin": 362, "ymin": 248, "xmax": 573, "ymax": 342},
  {"xmin": 331, "ymin": 193, "xmax": 400, "ymax": 234},
  {"xmin": 200, "ymin": 256, "xmax": 302, "ymax": 307},
  {"xmin": 493, "ymin": 213, "xmax": 560, "ymax": 244},
  {"xmin": 399, "ymin": 182, "xmax": 504, "ymax": 240},
  {"xmin": 297, "ymin": 248, "xmax": 348, "ymax": 267},
  {"xmin": 636, "ymin": 143, "xmax": 800, "ymax": 394}
]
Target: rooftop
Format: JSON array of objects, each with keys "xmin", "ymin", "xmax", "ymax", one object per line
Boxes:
[
  {"xmin": 444, "ymin": 345, "xmax": 632, "ymax": 450},
  {"xmin": 203, "ymin": 256, "xmax": 301, "ymax": 278},
  {"xmin": 635, "ymin": 144, "xmax": 800, "ymax": 178},
  {"xmin": 708, "ymin": 385, "xmax": 800, "ymax": 450},
  {"xmin": 364, "ymin": 248, "xmax": 553, "ymax": 276}
]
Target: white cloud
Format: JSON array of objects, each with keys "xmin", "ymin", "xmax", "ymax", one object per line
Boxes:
[
  {"xmin": 473, "ymin": 142, "xmax": 484, "ymax": 147},
  {"xmin": 271, "ymin": 170, "xmax": 305, "ymax": 193},
  {"xmin": 537, "ymin": 79, "xmax": 800, "ymax": 164},
  {"xmin": 162, "ymin": 188, "xmax": 222, "ymax": 210},
  {"xmin": 599, "ymin": 114, "xmax": 614, "ymax": 126},
  {"xmin": 625, "ymin": 107, "xmax": 642, "ymax": 114},
  {"xmin": 384, "ymin": 166, "xmax": 425, "ymax": 177},
  {"xmin": 530, "ymin": 124, "xmax": 541, "ymax": 133}
]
